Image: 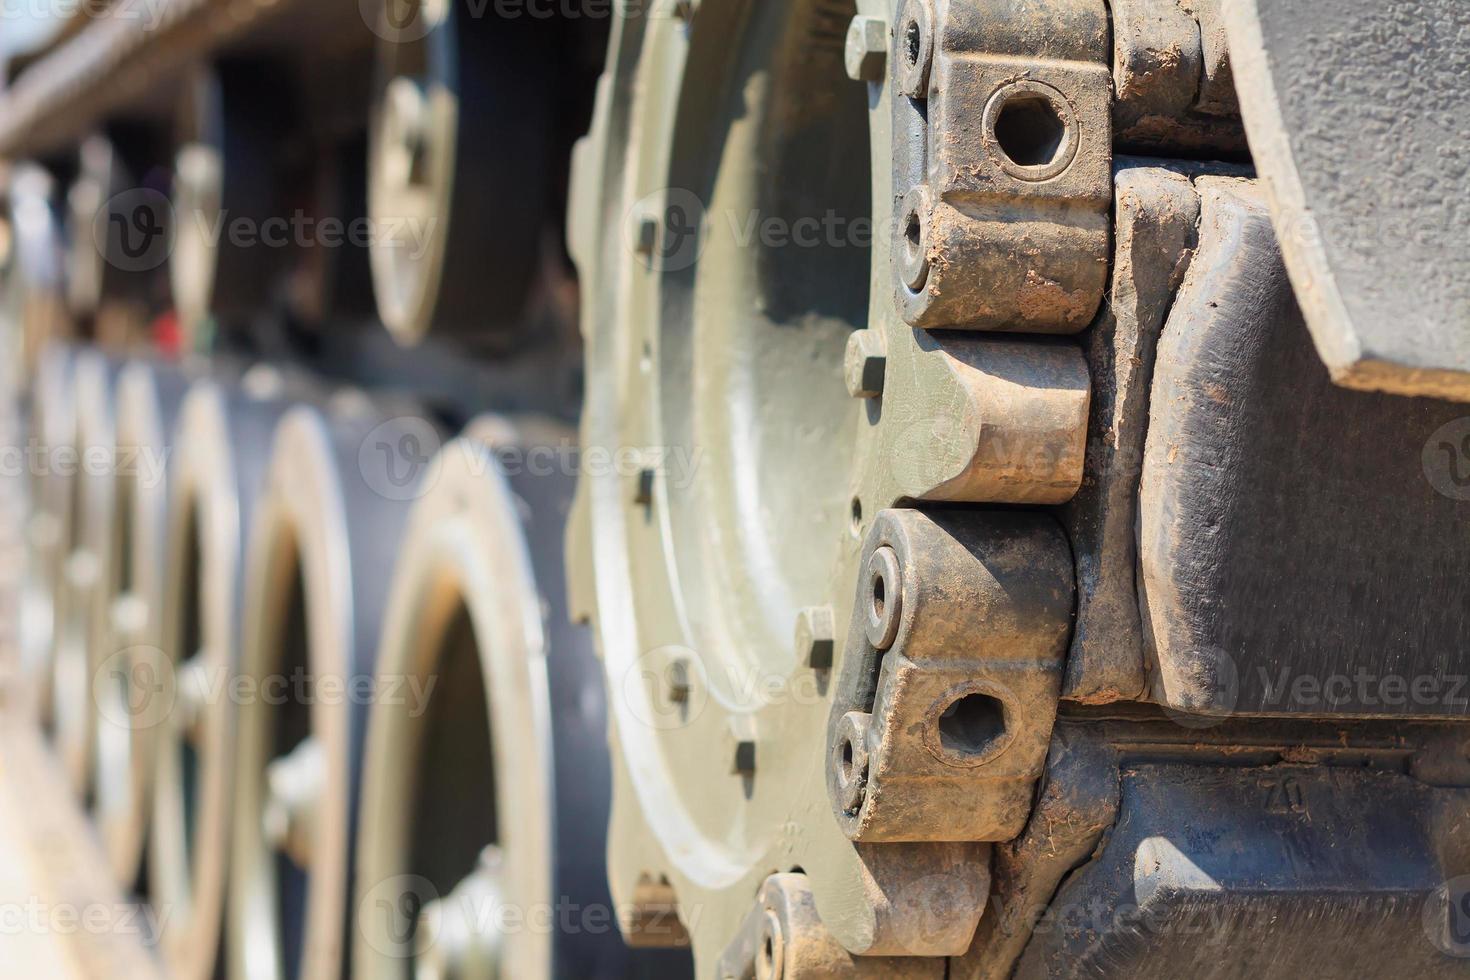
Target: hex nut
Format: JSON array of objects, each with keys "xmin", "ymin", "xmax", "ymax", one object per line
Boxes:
[{"xmin": 844, "ymin": 16, "xmax": 889, "ymax": 82}]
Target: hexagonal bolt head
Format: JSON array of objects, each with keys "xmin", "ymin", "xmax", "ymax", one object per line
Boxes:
[
  {"xmin": 844, "ymin": 16, "xmax": 889, "ymax": 82},
  {"xmin": 176, "ymin": 653, "xmax": 211, "ymax": 743},
  {"xmin": 794, "ymin": 605, "xmax": 835, "ymax": 670},
  {"xmin": 666, "ymin": 658, "xmax": 692, "ymax": 704},
  {"xmin": 844, "ymin": 330, "xmax": 887, "ymax": 398},
  {"xmin": 381, "ymin": 76, "xmax": 432, "ymax": 189},
  {"xmin": 633, "ymin": 216, "xmax": 659, "ymax": 256},
  {"xmin": 262, "ymin": 736, "xmax": 324, "ymax": 869},
  {"xmin": 832, "ymin": 710, "xmax": 872, "ymax": 815},
  {"xmin": 634, "ymin": 467, "xmax": 656, "ymax": 506},
  {"xmin": 416, "ymin": 846, "xmax": 505, "ymax": 977},
  {"xmin": 732, "ymin": 739, "xmax": 757, "ymax": 776}
]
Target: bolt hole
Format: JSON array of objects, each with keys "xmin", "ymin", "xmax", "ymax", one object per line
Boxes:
[
  {"xmin": 849, "ymin": 496, "xmax": 863, "ymax": 534},
  {"xmin": 904, "ymin": 18, "xmax": 922, "ymax": 67},
  {"xmin": 938, "ymin": 693, "xmax": 1007, "ymax": 757},
  {"xmin": 840, "ymin": 737, "xmax": 855, "ymax": 781},
  {"xmin": 871, "ymin": 568, "xmax": 886, "ymax": 620},
  {"xmin": 993, "ymin": 95, "xmax": 1067, "ymax": 168},
  {"xmin": 904, "ymin": 210, "xmax": 921, "ymax": 250}
]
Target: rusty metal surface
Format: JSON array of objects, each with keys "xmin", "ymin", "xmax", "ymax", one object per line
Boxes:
[
  {"xmin": 951, "ymin": 733, "xmax": 1119, "ymax": 980},
  {"xmin": 1139, "ymin": 177, "xmax": 1470, "ymax": 721},
  {"xmin": 717, "ymin": 874, "xmax": 945, "ymax": 979},
  {"xmin": 895, "ymin": 0, "xmax": 1112, "ymax": 334},
  {"xmin": 1109, "ymin": 0, "xmax": 1245, "ymax": 154},
  {"xmin": 826, "ymin": 509, "xmax": 1074, "ymax": 844},
  {"xmin": 1059, "ymin": 164, "xmax": 1199, "ymax": 705}
]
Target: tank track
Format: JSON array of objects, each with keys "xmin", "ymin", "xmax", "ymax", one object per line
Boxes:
[{"xmin": 2, "ymin": 1, "xmax": 1469, "ymax": 978}]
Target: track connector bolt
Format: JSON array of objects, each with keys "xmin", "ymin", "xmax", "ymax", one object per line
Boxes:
[
  {"xmin": 795, "ymin": 605, "xmax": 836, "ymax": 670},
  {"xmin": 844, "ymin": 330, "xmax": 887, "ymax": 399},
  {"xmin": 864, "ymin": 546, "xmax": 903, "ymax": 651},
  {"xmin": 896, "ymin": 0, "xmax": 935, "ymax": 99},
  {"xmin": 832, "ymin": 711, "xmax": 872, "ymax": 816},
  {"xmin": 896, "ymin": 185, "xmax": 932, "ymax": 294},
  {"xmin": 844, "ymin": 16, "xmax": 889, "ymax": 83},
  {"xmin": 756, "ymin": 908, "xmax": 785, "ymax": 980}
]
